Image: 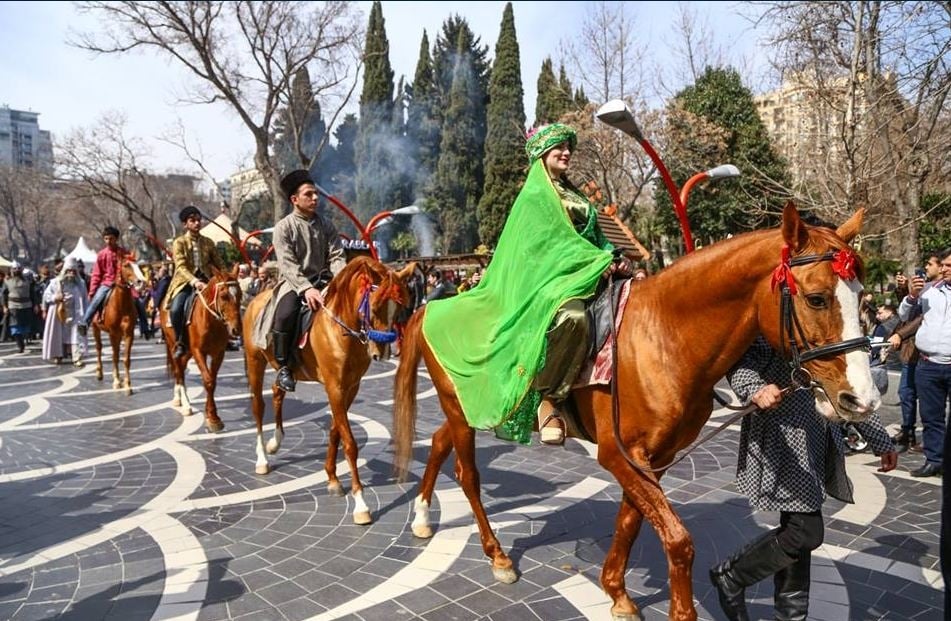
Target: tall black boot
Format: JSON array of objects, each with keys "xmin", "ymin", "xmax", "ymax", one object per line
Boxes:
[
  {"xmin": 272, "ymin": 331, "xmax": 295, "ymax": 392},
  {"xmin": 774, "ymin": 551, "xmax": 810, "ymax": 621},
  {"xmin": 709, "ymin": 530, "xmax": 797, "ymax": 621}
]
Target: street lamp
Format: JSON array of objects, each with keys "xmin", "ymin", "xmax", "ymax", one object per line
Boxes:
[
  {"xmin": 313, "ymin": 183, "xmax": 378, "ymax": 259},
  {"xmin": 367, "ymin": 205, "xmax": 423, "ymax": 235},
  {"xmin": 679, "ymin": 165, "xmax": 742, "ymax": 214},
  {"xmin": 597, "ymin": 99, "xmax": 696, "ymax": 253}
]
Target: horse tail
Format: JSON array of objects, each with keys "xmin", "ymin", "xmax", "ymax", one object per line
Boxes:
[{"xmin": 393, "ymin": 308, "xmax": 425, "ymax": 483}]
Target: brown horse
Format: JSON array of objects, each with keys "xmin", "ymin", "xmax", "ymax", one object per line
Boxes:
[
  {"xmin": 244, "ymin": 256, "xmax": 416, "ymax": 524},
  {"xmin": 159, "ymin": 266, "xmax": 242, "ymax": 432},
  {"xmin": 393, "ymin": 205, "xmax": 879, "ymax": 621},
  {"xmin": 91, "ymin": 258, "xmax": 145, "ymax": 395}
]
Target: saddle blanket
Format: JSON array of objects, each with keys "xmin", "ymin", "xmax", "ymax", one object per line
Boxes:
[{"xmin": 574, "ymin": 278, "xmax": 631, "ymax": 388}]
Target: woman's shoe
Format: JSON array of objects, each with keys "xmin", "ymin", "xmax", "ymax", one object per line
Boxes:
[{"xmin": 538, "ymin": 399, "xmax": 566, "ymax": 445}]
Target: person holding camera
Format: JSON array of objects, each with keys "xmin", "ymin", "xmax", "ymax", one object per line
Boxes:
[{"xmin": 897, "ymin": 250, "xmax": 951, "ymax": 478}]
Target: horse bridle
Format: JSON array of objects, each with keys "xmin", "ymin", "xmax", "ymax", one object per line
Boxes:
[
  {"xmin": 324, "ymin": 273, "xmax": 403, "ymax": 344},
  {"xmin": 196, "ymin": 280, "xmax": 239, "ymax": 323},
  {"xmin": 776, "ymin": 247, "xmax": 870, "ymax": 390},
  {"xmin": 611, "ymin": 244, "xmax": 871, "ymax": 481}
]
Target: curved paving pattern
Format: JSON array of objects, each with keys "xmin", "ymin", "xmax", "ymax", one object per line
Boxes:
[{"xmin": 0, "ymin": 339, "xmax": 941, "ymax": 620}]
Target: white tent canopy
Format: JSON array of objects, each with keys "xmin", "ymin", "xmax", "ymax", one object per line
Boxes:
[
  {"xmin": 64, "ymin": 236, "xmax": 98, "ymax": 267},
  {"xmin": 201, "ymin": 213, "xmax": 263, "ymax": 247},
  {"xmin": 0, "ymin": 254, "xmax": 12, "ymax": 268}
]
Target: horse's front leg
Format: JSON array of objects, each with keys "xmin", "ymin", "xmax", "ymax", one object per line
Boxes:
[
  {"xmin": 109, "ymin": 332, "xmax": 122, "ymax": 390},
  {"xmin": 122, "ymin": 330, "xmax": 133, "ymax": 395},
  {"xmin": 598, "ymin": 442, "xmax": 696, "ymax": 621},
  {"xmin": 325, "ymin": 378, "xmax": 371, "ymax": 525},
  {"xmin": 247, "ymin": 351, "xmax": 270, "ymax": 475},
  {"xmin": 93, "ymin": 327, "xmax": 104, "ymax": 381},
  {"xmin": 443, "ymin": 404, "xmax": 516, "ymax": 584},
  {"xmin": 193, "ymin": 349, "xmax": 224, "ymax": 433},
  {"xmin": 411, "ymin": 421, "xmax": 454, "ymax": 539}
]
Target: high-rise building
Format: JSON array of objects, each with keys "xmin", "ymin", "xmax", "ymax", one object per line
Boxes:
[{"xmin": 0, "ymin": 106, "xmax": 53, "ymax": 170}]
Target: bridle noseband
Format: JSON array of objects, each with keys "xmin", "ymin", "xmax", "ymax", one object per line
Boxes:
[{"xmin": 197, "ymin": 280, "xmax": 239, "ymax": 323}]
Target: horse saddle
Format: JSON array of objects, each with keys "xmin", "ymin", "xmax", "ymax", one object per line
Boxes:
[{"xmin": 586, "ymin": 277, "xmax": 630, "ymax": 359}]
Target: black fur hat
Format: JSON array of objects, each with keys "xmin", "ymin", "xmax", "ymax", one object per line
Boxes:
[
  {"xmin": 280, "ymin": 169, "xmax": 315, "ymax": 199},
  {"xmin": 179, "ymin": 205, "xmax": 202, "ymax": 222}
]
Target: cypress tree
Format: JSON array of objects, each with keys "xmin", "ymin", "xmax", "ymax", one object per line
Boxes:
[
  {"xmin": 271, "ymin": 66, "xmax": 328, "ymax": 181},
  {"xmin": 534, "ymin": 58, "xmax": 558, "ymax": 125},
  {"xmin": 430, "ymin": 28, "xmax": 482, "ymax": 253},
  {"xmin": 477, "ymin": 2, "xmax": 526, "ymax": 247},
  {"xmin": 406, "ymin": 30, "xmax": 441, "ymax": 199},
  {"xmin": 355, "ymin": 1, "xmax": 396, "ymax": 224},
  {"xmin": 323, "ymin": 113, "xmax": 359, "ymax": 235}
]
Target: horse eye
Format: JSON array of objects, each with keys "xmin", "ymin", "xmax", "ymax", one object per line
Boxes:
[{"xmin": 805, "ymin": 294, "xmax": 828, "ymax": 309}]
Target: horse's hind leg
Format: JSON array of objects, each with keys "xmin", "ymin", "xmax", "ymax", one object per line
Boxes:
[
  {"xmin": 601, "ymin": 494, "xmax": 646, "ymax": 621},
  {"xmin": 325, "ymin": 419, "xmax": 343, "ymax": 496},
  {"xmin": 599, "ymin": 447, "xmax": 696, "ymax": 621},
  {"xmin": 443, "ymin": 407, "xmax": 516, "ymax": 584},
  {"xmin": 411, "ymin": 421, "xmax": 454, "ymax": 539}
]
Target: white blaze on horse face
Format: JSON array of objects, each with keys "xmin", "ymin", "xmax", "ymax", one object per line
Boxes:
[
  {"xmin": 130, "ymin": 262, "xmax": 146, "ymax": 283},
  {"xmin": 836, "ymin": 278, "xmax": 880, "ymax": 412}
]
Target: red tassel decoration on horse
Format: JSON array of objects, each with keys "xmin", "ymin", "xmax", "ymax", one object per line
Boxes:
[{"xmin": 771, "ymin": 244, "xmax": 798, "ymax": 295}]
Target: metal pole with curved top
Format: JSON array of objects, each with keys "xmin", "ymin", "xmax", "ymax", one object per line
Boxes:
[{"xmin": 312, "ymin": 183, "xmax": 378, "ymax": 260}]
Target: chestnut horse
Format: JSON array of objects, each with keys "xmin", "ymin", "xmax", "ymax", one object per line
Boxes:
[
  {"xmin": 244, "ymin": 256, "xmax": 415, "ymax": 525},
  {"xmin": 159, "ymin": 266, "xmax": 242, "ymax": 432},
  {"xmin": 393, "ymin": 205, "xmax": 879, "ymax": 621},
  {"xmin": 91, "ymin": 258, "xmax": 145, "ymax": 395}
]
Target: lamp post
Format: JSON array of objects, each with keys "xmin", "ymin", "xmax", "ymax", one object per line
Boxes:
[
  {"xmin": 367, "ymin": 205, "xmax": 423, "ymax": 236},
  {"xmin": 240, "ymin": 228, "xmax": 274, "ymax": 265},
  {"xmin": 312, "ymin": 183, "xmax": 378, "ymax": 259},
  {"xmin": 596, "ymin": 99, "xmax": 695, "ymax": 252},
  {"xmin": 679, "ymin": 164, "xmax": 742, "ymax": 215}
]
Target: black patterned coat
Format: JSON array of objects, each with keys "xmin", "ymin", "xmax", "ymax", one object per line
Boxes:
[{"xmin": 727, "ymin": 337, "xmax": 894, "ymax": 513}]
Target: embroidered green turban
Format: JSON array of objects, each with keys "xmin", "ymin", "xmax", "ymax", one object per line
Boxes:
[{"xmin": 525, "ymin": 123, "xmax": 577, "ymax": 162}]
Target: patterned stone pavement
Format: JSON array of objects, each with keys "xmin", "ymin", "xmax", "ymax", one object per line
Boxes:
[{"xmin": 0, "ymin": 338, "xmax": 941, "ymax": 620}]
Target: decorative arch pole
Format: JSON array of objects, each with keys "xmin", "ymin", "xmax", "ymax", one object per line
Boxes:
[{"xmin": 313, "ymin": 183, "xmax": 378, "ymax": 260}]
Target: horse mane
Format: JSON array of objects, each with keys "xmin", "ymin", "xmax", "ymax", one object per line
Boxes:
[{"xmin": 325, "ymin": 256, "xmax": 386, "ymax": 300}]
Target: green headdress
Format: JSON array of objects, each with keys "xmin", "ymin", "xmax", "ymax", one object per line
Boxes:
[{"xmin": 525, "ymin": 123, "xmax": 577, "ymax": 162}]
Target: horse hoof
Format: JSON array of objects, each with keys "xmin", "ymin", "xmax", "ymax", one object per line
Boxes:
[
  {"xmin": 327, "ymin": 482, "xmax": 345, "ymax": 497},
  {"xmin": 125, "ymin": 388, "xmax": 133, "ymax": 396},
  {"xmin": 206, "ymin": 420, "xmax": 224, "ymax": 433},
  {"xmin": 172, "ymin": 399, "xmax": 181, "ymax": 408},
  {"xmin": 96, "ymin": 373, "xmax": 103, "ymax": 382},
  {"xmin": 412, "ymin": 524, "xmax": 433, "ymax": 539},
  {"xmin": 353, "ymin": 511, "xmax": 372, "ymax": 526},
  {"xmin": 265, "ymin": 439, "xmax": 280, "ymax": 454},
  {"xmin": 180, "ymin": 408, "xmax": 194, "ymax": 417},
  {"xmin": 255, "ymin": 464, "xmax": 270, "ymax": 475},
  {"xmin": 611, "ymin": 611, "xmax": 644, "ymax": 621},
  {"xmin": 492, "ymin": 566, "xmax": 518, "ymax": 584},
  {"xmin": 113, "ymin": 382, "xmax": 121, "ymax": 390}
]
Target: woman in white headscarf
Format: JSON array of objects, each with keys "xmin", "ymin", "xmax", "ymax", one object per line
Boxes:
[{"xmin": 42, "ymin": 258, "xmax": 88, "ymax": 366}]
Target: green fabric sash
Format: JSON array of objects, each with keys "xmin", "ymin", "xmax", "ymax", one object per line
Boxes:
[{"xmin": 422, "ymin": 159, "xmax": 613, "ymax": 442}]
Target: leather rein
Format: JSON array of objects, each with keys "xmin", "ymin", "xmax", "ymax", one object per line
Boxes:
[
  {"xmin": 323, "ymin": 273, "xmax": 403, "ymax": 345},
  {"xmin": 610, "ymin": 246, "xmax": 870, "ymax": 482},
  {"xmin": 196, "ymin": 279, "xmax": 239, "ymax": 323}
]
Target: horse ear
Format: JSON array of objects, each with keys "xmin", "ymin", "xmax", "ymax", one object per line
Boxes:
[
  {"xmin": 836, "ymin": 207, "xmax": 865, "ymax": 243},
  {"xmin": 781, "ymin": 201, "xmax": 809, "ymax": 252},
  {"xmin": 395, "ymin": 262, "xmax": 418, "ymax": 281}
]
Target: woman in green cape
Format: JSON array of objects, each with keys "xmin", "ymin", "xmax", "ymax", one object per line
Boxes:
[{"xmin": 423, "ymin": 123, "xmax": 628, "ymax": 445}]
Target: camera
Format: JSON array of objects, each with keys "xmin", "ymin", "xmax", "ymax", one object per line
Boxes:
[{"xmin": 915, "ymin": 268, "xmax": 926, "ymax": 279}]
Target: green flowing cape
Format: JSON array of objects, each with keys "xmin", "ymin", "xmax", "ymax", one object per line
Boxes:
[{"xmin": 422, "ymin": 159, "xmax": 613, "ymax": 442}]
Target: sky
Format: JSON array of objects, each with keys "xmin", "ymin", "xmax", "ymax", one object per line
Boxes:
[{"xmin": 0, "ymin": 1, "xmax": 767, "ymax": 184}]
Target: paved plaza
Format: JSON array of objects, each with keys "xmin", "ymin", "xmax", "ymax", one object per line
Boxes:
[{"xmin": 0, "ymin": 339, "xmax": 942, "ymax": 620}]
